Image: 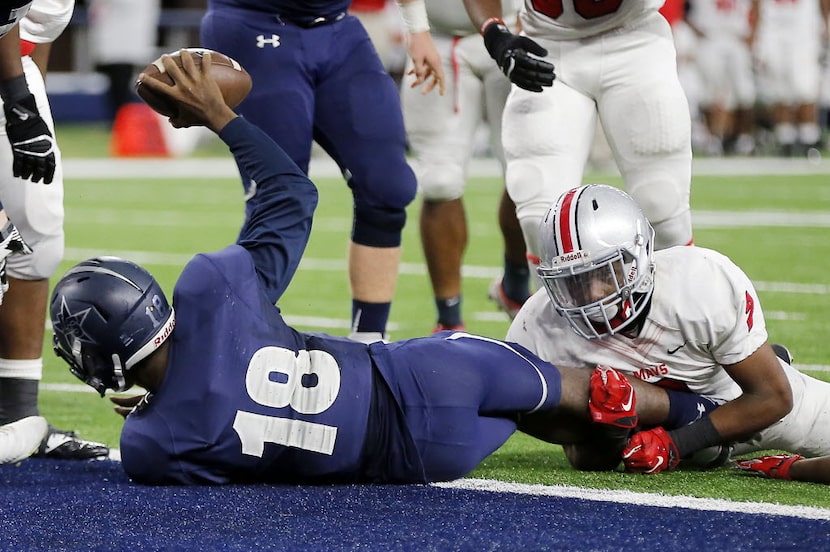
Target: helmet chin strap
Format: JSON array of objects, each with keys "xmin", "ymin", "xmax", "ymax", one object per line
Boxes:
[{"xmin": 112, "ymin": 354, "xmax": 126, "ymax": 391}]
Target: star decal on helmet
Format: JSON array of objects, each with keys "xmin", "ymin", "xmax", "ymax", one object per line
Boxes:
[{"xmin": 53, "ymin": 297, "xmax": 98, "ymax": 345}]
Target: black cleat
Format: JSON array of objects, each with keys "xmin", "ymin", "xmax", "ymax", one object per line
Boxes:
[
  {"xmin": 771, "ymin": 343, "xmax": 794, "ymax": 365},
  {"xmin": 35, "ymin": 426, "xmax": 109, "ymax": 460}
]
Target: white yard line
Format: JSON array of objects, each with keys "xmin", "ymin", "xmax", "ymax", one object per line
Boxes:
[
  {"xmin": 435, "ymin": 478, "xmax": 830, "ymax": 520},
  {"xmin": 62, "ymin": 156, "xmax": 830, "ymax": 179}
]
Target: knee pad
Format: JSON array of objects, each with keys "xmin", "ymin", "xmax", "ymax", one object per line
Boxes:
[
  {"xmin": 353, "ymin": 202, "xmax": 408, "ymax": 247},
  {"xmin": 7, "ymin": 230, "xmax": 64, "ymax": 280},
  {"xmin": 417, "ymin": 161, "xmax": 465, "ymax": 202},
  {"xmin": 4, "ymin": 190, "xmax": 65, "ymax": 280},
  {"xmin": 626, "ymin": 168, "xmax": 692, "ymax": 249},
  {"xmin": 350, "ymin": 154, "xmax": 416, "ymax": 248},
  {"xmin": 506, "ymin": 159, "xmax": 569, "ymax": 262}
]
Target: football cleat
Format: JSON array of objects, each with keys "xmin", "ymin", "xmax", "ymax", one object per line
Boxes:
[
  {"xmin": 0, "ymin": 416, "xmax": 48, "ymax": 464},
  {"xmin": 771, "ymin": 343, "xmax": 793, "ymax": 365},
  {"xmin": 0, "ymin": 219, "xmax": 33, "ymax": 305},
  {"xmin": 589, "ymin": 365, "xmax": 638, "ymax": 429},
  {"xmin": 35, "ymin": 426, "xmax": 109, "ymax": 460},
  {"xmin": 487, "ymin": 278, "xmax": 527, "ymax": 320}
]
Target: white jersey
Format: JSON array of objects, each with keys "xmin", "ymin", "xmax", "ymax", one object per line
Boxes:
[
  {"xmin": 520, "ymin": 0, "xmax": 665, "ymax": 40},
  {"xmin": 18, "ymin": 0, "xmax": 74, "ymax": 44},
  {"xmin": 88, "ymin": 0, "xmax": 160, "ymax": 65},
  {"xmin": 508, "ymin": 246, "xmax": 762, "ymax": 399},
  {"xmin": 425, "ymin": 0, "xmax": 519, "ymax": 36},
  {"xmin": 686, "ymin": 0, "xmax": 753, "ymax": 39},
  {"xmin": 754, "ymin": 0, "xmax": 823, "ymax": 104},
  {"xmin": 508, "ymin": 245, "xmax": 830, "ymax": 457},
  {"xmin": 756, "ymin": 0, "xmax": 822, "ymax": 35}
]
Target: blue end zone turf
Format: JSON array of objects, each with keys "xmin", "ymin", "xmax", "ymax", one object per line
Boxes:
[{"xmin": 1, "ymin": 459, "xmax": 828, "ymax": 550}]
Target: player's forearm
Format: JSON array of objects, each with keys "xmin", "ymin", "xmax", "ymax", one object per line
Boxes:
[
  {"xmin": 708, "ymin": 389, "xmax": 791, "ymax": 444},
  {"xmin": 789, "ymin": 455, "xmax": 830, "ymax": 484},
  {"xmin": 462, "ymin": 0, "xmax": 504, "ymax": 31},
  {"xmin": 0, "ymin": 26, "xmax": 24, "ymax": 82}
]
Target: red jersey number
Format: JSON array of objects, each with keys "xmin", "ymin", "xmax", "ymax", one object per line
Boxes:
[{"xmin": 531, "ymin": 0, "xmax": 625, "ymax": 20}]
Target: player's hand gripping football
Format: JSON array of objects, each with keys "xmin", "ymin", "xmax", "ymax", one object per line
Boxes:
[
  {"xmin": 137, "ymin": 50, "xmax": 237, "ymax": 132},
  {"xmin": 589, "ymin": 365, "xmax": 638, "ymax": 429},
  {"xmin": 622, "ymin": 427, "xmax": 680, "ymax": 474},
  {"xmin": 735, "ymin": 454, "xmax": 803, "ymax": 480},
  {"xmin": 482, "ymin": 20, "xmax": 555, "ymax": 92},
  {"xmin": 3, "ymin": 92, "xmax": 56, "ymax": 184}
]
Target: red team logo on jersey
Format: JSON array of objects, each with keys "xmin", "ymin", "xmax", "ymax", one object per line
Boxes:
[{"xmin": 745, "ymin": 291, "xmax": 755, "ymax": 331}]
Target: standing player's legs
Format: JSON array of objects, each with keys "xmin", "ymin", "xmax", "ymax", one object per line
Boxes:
[
  {"xmin": 403, "ymin": 34, "xmax": 480, "ymax": 331},
  {"xmin": 786, "ymin": 34, "xmax": 823, "ymax": 151},
  {"xmin": 598, "ymin": 13, "xmax": 693, "ymax": 249},
  {"xmin": 314, "ymin": 17, "xmax": 416, "ymax": 341},
  {"xmin": 0, "ymin": 58, "xmax": 106, "ymax": 458},
  {"xmin": 383, "ymin": 332, "xmax": 565, "ymax": 481},
  {"xmin": 501, "ymin": 80, "xmax": 596, "ymax": 275},
  {"xmin": 482, "ymin": 57, "xmax": 531, "ymax": 316}
]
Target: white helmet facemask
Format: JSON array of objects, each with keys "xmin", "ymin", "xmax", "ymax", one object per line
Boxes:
[{"xmin": 537, "ymin": 185, "xmax": 655, "ymax": 339}]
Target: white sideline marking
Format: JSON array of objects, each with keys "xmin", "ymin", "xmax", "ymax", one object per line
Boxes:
[{"xmin": 434, "ymin": 478, "xmax": 830, "ymax": 521}]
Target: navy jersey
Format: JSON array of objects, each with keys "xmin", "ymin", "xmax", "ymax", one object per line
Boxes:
[
  {"xmin": 120, "ymin": 246, "xmax": 378, "ymax": 484},
  {"xmin": 118, "ymin": 117, "xmax": 564, "ymax": 485}
]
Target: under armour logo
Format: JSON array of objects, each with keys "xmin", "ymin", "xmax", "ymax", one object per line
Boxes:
[{"xmin": 256, "ymin": 34, "xmax": 280, "ymax": 48}]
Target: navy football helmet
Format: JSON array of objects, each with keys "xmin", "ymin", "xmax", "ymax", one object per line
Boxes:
[
  {"xmin": 50, "ymin": 257, "xmax": 175, "ymax": 396},
  {"xmin": 0, "ymin": 1, "xmax": 32, "ymax": 38}
]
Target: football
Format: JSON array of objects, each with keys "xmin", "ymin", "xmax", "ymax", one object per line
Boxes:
[{"xmin": 135, "ymin": 48, "xmax": 252, "ymax": 119}]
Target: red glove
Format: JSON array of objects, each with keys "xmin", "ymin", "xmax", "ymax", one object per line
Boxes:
[
  {"xmin": 735, "ymin": 454, "xmax": 803, "ymax": 480},
  {"xmin": 622, "ymin": 427, "xmax": 680, "ymax": 474},
  {"xmin": 589, "ymin": 365, "xmax": 638, "ymax": 429}
]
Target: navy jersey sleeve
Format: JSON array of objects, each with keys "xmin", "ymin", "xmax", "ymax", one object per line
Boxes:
[{"xmin": 217, "ymin": 117, "xmax": 319, "ymax": 304}]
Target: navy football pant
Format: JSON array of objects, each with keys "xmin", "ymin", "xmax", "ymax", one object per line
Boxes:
[{"xmin": 380, "ymin": 332, "xmax": 563, "ymax": 482}]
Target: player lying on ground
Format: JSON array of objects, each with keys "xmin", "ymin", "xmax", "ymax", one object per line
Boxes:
[
  {"xmin": 50, "ymin": 50, "xmax": 686, "ymax": 485},
  {"xmin": 509, "ymin": 184, "xmax": 830, "ymax": 474}
]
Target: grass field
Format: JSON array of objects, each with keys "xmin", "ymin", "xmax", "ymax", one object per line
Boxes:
[{"xmin": 39, "ymin": 123, "xmax": 830, "ymax": 510}]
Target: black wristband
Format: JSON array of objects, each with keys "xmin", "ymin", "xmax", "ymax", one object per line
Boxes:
[
  {"xmin": 668, "ymin": 416, "xmax": 723, "ymax": 458},
  {"xmin": 0, "ymin": 75, "xmax": 30, "ymax": 104}
]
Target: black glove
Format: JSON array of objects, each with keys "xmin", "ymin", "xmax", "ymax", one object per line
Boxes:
[
  {"xmin": 483, "ymin": 21, "xmax": 555, "ymax": 93},
  {"xmin": 4, "ymin": 93, "xmax": 56, "ymax": 184}
]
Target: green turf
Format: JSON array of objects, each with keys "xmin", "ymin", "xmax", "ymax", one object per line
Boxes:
[{"xmin": 39, "ymin": 123, "xmax": 830, "ymax": 509}]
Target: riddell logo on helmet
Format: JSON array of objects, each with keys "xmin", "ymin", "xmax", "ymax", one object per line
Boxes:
[
  {"xmin": 153, "ymin": 317, "xmax": 176, "ymax": 347},
  {"xmin": 556, "ymin": 251, "xmax": 584, "ymax": 263}
]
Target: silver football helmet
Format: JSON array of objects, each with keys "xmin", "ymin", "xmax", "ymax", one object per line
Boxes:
[{"xmin": 537, "ymin": 184, "xmax": 655, "ymax": 339}]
